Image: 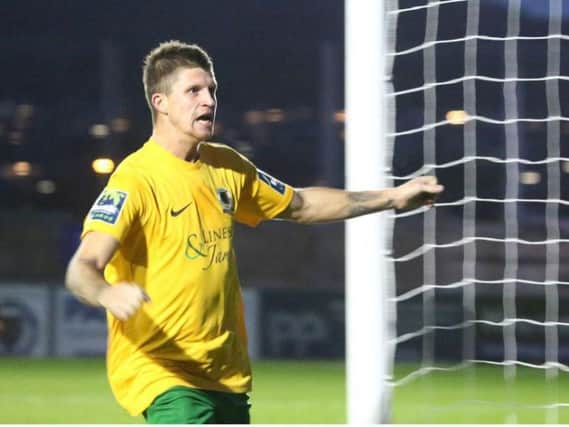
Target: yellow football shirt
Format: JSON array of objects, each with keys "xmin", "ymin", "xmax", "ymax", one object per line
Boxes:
[{"xmin": 82, "ymin": 139, "xmax": 293, "ymax": 416}]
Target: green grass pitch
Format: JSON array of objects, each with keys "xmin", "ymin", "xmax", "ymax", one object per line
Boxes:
[{"xmin": 2, "ymin": 358, "xmax": 569, "ymax": 423}]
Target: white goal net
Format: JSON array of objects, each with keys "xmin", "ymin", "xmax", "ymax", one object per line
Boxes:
[{"xmin": 385, "ymin": 0, "xmax": 569, "ymax": 423}]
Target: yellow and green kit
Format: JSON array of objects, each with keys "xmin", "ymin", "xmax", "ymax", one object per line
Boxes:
[{"xmin": 82, "ymin": 139, "xmax": 293, "ymax": 416}]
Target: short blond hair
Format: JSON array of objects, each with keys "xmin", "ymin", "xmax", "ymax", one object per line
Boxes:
[{"xmin": 142, "ymin": 40, "xmax": 214, "ymax": 123}]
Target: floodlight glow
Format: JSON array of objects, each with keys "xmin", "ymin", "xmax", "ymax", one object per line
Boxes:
[
  {"xmin": 446, "ymin": 110, "xmax": 469, "ymax": 125},
  {"xmin": 334, "ymin": 110, "xmax": 346, "ymax": 123},
  {"xmin": 244, "ymin": 110, "xmax": 263, "ymax": 125},
  {"xmin": 266, "ymin": 108, "xmax": 285, "ymax": 123},
  {"xmin": 12, "ymin": 161, "xmax": 31, "ymax": 176},
  {"xmin": 111, "ymin": 117, "xmax": 130, "ymax": 133},
  {"xmin": 90, "ymin": 124, "xmax": 110, "ymax": 138},
  {"xmin": 92, "ymin": 158, "xmax": 115, "ymax": 174},
  {"xmin": 36, "ymin": 179, "xmax": 57, "ymax": 194},
  {"xmin": 520, "ymin": 171, "xmax": 541, "ymax": 185}
]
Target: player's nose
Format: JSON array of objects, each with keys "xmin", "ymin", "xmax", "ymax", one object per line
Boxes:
[{"xmin": 201, "ymin": 90, "xmax": 216, "ymax": 107}]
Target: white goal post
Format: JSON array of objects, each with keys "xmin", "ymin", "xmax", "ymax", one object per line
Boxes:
[{"xmin": 345, "ymin": 0, "xmax": 393, "ymax": 424}]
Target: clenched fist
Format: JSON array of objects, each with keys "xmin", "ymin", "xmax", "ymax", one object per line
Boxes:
[{"xmin": 97, "ymin": 283, "xmax": 151, "ymax": 321}]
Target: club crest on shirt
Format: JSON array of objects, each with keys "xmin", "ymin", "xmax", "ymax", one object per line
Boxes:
[
  {"xmin": 257, "ymin": 169, "xmax": 285, "ymax": 195},
  {"xmin": 88, "ymin": 188, "xmax": 128, "ymax": 225},
  {"xmin": 216, "ymin": 187, "xmax": 235, "ymax": 214}
]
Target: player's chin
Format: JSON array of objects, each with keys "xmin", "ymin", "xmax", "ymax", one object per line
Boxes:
[{"xmin": 192, "ymin": 122, "xmax": 214, "ymax": 140}]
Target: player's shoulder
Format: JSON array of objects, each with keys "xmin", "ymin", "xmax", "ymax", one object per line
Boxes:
[
  {"xmin": 199, "ymin": 141, "xmax": 253, "ymax": 169},
  {"xmin": 121, "ymin": 143, "xmax": 153, "ymax": 168},
  {"xmin": 108, "ymin": 145, "xmax": 151, "ymax": 186},
  {"xmin": 199, "ymin": 141, "xmax": 243, "ymax": 159}
]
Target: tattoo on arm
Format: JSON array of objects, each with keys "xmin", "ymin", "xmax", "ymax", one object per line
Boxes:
[
  {"xmin": 348, "ymin": 205, "xmax": 374, "ymax": 217},
  {"xmin": 347, "ymin": 192, "xmax": 394, "ymax": 218},
  {"xmin": 290, "ymin": 191, "xmax": 306, "ymax": 211},
  {"xmin": 347, "ymin": 192, "xmax": 375, "ymax": 203},
  {"xmin": 278, "ymin": 190, "xmax": 306, "ymax": 221}
]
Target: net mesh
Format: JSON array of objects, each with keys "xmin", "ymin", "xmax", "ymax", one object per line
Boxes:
[{"xmin": 386, "ymin": 0, "xmax": 569, "ymax": 422}]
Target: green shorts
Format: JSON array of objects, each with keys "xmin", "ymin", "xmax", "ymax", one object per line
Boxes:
[{"xmin": 143, "ymin": 386, "xmax": 250, "ymax": 424}]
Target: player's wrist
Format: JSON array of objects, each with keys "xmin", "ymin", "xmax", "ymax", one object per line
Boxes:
[
  {"xmin": 94, "ymin": 283, "xmax": 113, "ymax": 308},
  {"xmin": 382, "ymin": 188, "xmax": 400, "ymax": 210}
]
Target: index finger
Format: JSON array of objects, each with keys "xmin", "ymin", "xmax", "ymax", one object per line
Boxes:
[{"xmin": 427, "ymin": 183, "xmax": 444, "ymax": 193}]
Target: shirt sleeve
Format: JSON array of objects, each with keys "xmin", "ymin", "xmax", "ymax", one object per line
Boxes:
[
  {"xmin": 234, "ymin": 159, "xmax": 294, "ymax": 228},
  {"xmin": 81, "ymin": 170, "xmax": 144, "ymax": 242}
]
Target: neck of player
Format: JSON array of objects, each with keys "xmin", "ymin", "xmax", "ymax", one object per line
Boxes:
[{"xmin": 151, "ymin": 120, "xmax": 202, "ymax": 162}]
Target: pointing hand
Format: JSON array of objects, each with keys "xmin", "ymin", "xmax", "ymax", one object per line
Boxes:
[{"xmin": 391, "ymin": 176, "xmax": 444, "ymax": 210}]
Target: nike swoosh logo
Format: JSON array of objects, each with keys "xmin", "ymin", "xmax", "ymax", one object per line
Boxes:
[{"xmin": 170, "ymin": 202, "xmax": 193, "ymax": 217}]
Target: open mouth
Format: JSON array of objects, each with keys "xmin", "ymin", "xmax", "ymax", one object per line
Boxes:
[{"xmin": 196, "ymin": 113, "xmax": 213, "ymax": 124}]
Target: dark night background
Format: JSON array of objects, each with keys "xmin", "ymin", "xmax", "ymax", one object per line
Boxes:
[
  {"xmin": 3, "ymin": 0, "xmax": 569, "ymax": 392},
  {"xmin": 2, "ymin": 0, "xmax": 569, "ymax": 296},
  {"xmin": 0, "ymin": 0, "xmax": 344, "ymax": 215}
]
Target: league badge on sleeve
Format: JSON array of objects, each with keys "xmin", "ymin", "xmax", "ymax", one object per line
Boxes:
[
  {"xmin": 87, "ymin": 189, "xmax": 128, "ymax": 225},
  {"xmin": 216, "ymin": 187, "xmax": 235, "ymax": 214},
  {"xmin": 257, "ymin": 169, "xmax": 286, "ymax": 195}
]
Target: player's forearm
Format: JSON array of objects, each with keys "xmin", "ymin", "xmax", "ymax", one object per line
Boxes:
[
  {"xmin": 65, "ymin": 256, "xmax": 111, "ymax": 307},
  {"xmin": 289, "ymin": 187, "xmax": 395, "ymax": 224}
]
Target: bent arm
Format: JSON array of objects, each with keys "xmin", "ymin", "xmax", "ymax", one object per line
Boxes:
[
  {"xmin": 277, "ymin": 175, "xmax": 444, "ymax": 224},
  {"xmin": 65, "ymin": 231, "xmax": 119, "ymax": 306},
  {"xmin": 65, "ymin": 231, "xmax": 149, "ymax": 320}
]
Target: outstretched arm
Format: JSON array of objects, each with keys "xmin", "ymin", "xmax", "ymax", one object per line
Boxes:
[
  {"xmin": 65, "ymin": 231, "xmax": 150, "ymax": 320},
  {"xmin": 277, "ymin": 176, "xmax": 443, "ymax": 224}
]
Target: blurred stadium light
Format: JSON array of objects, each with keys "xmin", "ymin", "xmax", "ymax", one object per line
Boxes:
[{"xmin": 91, "ymin": 158, "xmax": 115, "ymax": 174}]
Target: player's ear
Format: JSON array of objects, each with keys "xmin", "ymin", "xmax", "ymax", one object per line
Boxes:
[{"xmin": 152, "ymin": 93, "xmax": 168, "ymax": 115}]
